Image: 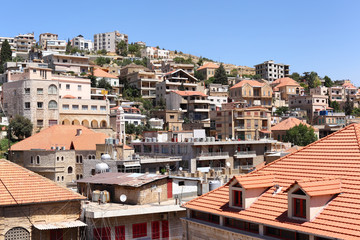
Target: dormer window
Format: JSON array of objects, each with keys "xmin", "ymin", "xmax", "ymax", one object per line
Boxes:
[
  {"xmin": 293, "ymin": 198, "xmax": 306, "ymax": 218},
  {"xmin": 233, "ymin": 190, "xmax": 242, "ymax": 207}
]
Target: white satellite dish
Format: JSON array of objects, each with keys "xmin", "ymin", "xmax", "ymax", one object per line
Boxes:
[
  {"xmin": 120, "ymin": 194, "xmax": 127, "ymax": 203},
  {"xmin": 179, "ymin": 167, "xmax": 183, "ymax": 171},
  {"xmin": 226, "ymin": 162, "xmax": 231, "ymax": 168}
]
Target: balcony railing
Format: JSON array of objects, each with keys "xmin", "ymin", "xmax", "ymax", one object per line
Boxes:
[{"xmin": 197, "ymin": 152, "xmax": 229, "ymax": 157}]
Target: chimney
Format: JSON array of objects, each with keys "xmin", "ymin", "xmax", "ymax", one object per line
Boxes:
[{"xmin": 76, "ymin": 129, "xmax": 82, "ymax": 136}]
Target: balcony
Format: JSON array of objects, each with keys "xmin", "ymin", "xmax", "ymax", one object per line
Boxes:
[
  {"xmin": 234, "ymin": 151, "xmax": 256, "ymax": 158},
  {"xmin": 140, "ymin": 156, "xmax": 182, "ymax": 164},
  {"xmin": 189, "ymin": 99, "xmax": 211, "ymax": 104},
  {"xmin": 193, "ymin": 108, "xmax": 210, "ymax": 112},
  {"xmin": 234, "ymin": 125, "xmax": 245, "ymax": 130},
  {"xmin": 196, "ymin": 152, "xmax": 229, "ymax": 161}
]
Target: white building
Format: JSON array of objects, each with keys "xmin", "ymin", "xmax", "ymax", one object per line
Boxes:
[
  {"xmin": 14, "ymin": 33, "xmax": 36, "ymax": 52},
  {"xmin": 71, "ymin": 35, "xmax": 93, "ymax": 52},
  {"xmin": 45, "ymin": 40, "xmax": 66, "ymax": 53},
  {"xmin": 116, "ymin": 106, "xmax": 126, "ymax": 145},
  {"xmin": 141, "ymin": 47, "xmax": 170, "ymax": 59},
  {"xmin": 148, "ymin": 118, "xmax": 164, "ymax": 130},
  {"xmin": 93, "ymin": 31, "xmax": 128, "ymax": 53},
  {"xmin": 38, "ymin": 33, "xmax": 58, "ymax": 49}
]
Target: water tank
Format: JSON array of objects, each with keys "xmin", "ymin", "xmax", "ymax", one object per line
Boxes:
[
  {"xmin": 209, "ymin": 180, "xmax": 221, "ymax": 191},
  {"xmin": 100, "ymin": 190, "xmax": 110, "ymax": 203},
  {"xmin": 101, "ymin": 154, "xmax": 111, "ymax": 161},
  {"xmin": 95, "ymin": 162, "xmax": 109, "ymax": 173},
  {"xmin": 92, "ymin": 190, "xmax": 101, "ymax": 202}
]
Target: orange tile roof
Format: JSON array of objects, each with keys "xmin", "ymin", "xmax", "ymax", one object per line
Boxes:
[
  {"xmin": 10, "ymin": 125, "xmax": 108, "ymax": 151},
  {"xmin": 0, "ymin": 159, "xmax": 85, "ymax": 206},
  {"xmin": 272, "ymin": 77, "xmax": 300, "ymax": 88},
  {"xmin": 185, "ymin": 124, "xmax": 360, "ymax": 239},
  {"xmin": 342, "ymin": 82, "xmax": 356, "ymax": 89},
  {"xmin": 271, "ymin": 118, "xmax": 318, "ymax": 131},
  {"xmin": 93, "ymin": 68, "xmax": 118, "ymax": 79},
  {"xmin": 63, "ymin": 94, "xmax": 76, "ymax": 99},
  {"xmin": 172, "ymin": 90, "xmax": 207, "ymax": 97},
  {"xmin": 230, "ymin": 80, "xmax": 265, "ymax": 89},
  {"xmin": 285, "ymin": 178, "xmax": 341, "ymax": 197},
  {"xmin": 232, "ymin": 173, "xmax": 274, "ymax": 189},
  {"xmin": 197, "ymin": 62, "xmax": 219, "ymax": 71}
]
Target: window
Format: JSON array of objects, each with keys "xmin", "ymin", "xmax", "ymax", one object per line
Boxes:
[
  {"xmin": 178, "ymin": 181, "xmax": 185, "ymax": 186},
  {"xmin": 133, "ymin": 223, "xmax": 147, "ymax": 238},
  {"xmin": 161, "ymin": 220, "xmax": 169, "ymax": 239},
  {"xmin": 48, "ymin": 85, "xmax": 57, "ymax": 94},
  {"xmin": 5, "ymin": 227, "xmax": 30, "ymax": 240},
  {"xmin": 66, "ymin": 84, "xmax": 70, "ymax": 90},
  {"xmin": 100, "ymin": 106, "xmax": 106, "ymax": 111},
  {"xmin": 265, "ymin": 226, "xmax": 309, "ymax": 240},
  {"xmin": 61, "ymin": 176, "xmax": 64, "ymax": 181},
  {"xmin": 78, "ymin": 85, "xmax": 82, "ymax": 91},
  {"xmin": 151, "ymin": 221, "xmax": 160, "ymax": 239},
  {"xmin": 37, "ymin": 102, "xmax": 43, "ymax": 109},
  {"xmin": 191, "ymin": 210, "xmax": 220, "ymax": 224},
  {"xmin": 115, "ymin": 226, "xmax": 125, "ymax": 240},
  {"xmin": 224, "ymin": 218, "xmax": 259, "ymax": 233},
  {"xmin": 30, "ymin": 156, "xmax": 34, "ymax": 164},
  {"xmin": 294, "ymin": 198, "xmax": 306, "ymax": 218},
  {"xmin": 37, "ymin": 119, "xmax": 43, "ymax": 126},
  {"xmin": 36, "ymin": 156, "xmax": 40, "ymax": 164},
  {"xmin": 233, "ymin": 190, "xmax": 242, "ymax": 207},
  {"xmin": 170, "ymin": 115, "xmax": 175, "ymax": 119},
  {"xmin": 93, "ymin": 227, "xmax": 111, "ymax": 240},
  {"xmin": 62, "ymin": 104, "xmax": 69, "ymax": 110},
  {"xmin": 24, "ymin": 102, "xmax": 30, "ymax": 109},
  {"xmin": 91, "ymin": 105, "xmax": 97, "ymax": 110},
  {"xmin": 48, "ymin": 100, "xmax": 58, "ymax": 109},
  {"xmin": 67, "ymin": 166, "xmax": 73, "ymax": 174},
  {"xmin": 24, "ymin": 88, "xmax": 30, "ymax": 94},
  {"xmin": 50, "ymin": 229, "xmax": 63, "ymax": 240},
  {"xmin": 72, "ymin": 105, "xmax": 79, "ymax": 110}
]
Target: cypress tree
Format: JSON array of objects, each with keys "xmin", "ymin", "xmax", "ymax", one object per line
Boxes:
[{"xmin": 0, "ymin": 39, "xmax": 12, "ymax": 73}]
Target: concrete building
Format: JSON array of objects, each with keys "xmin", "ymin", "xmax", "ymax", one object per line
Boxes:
[
  {"xmin": 126, "ymin": 70, "xmax": 161, "ymax": 99},
  {"xmin": 162, "ymin": 61, "xmax": 194, "ymax": 75},
  {"xmin": 39, "ymin": 32, "xmax": 58, "ymax": 48},
  {"xmin": 14, "ymin": 33, "xmax": 36, "ymax": 52},
  {"xmin": 313, "ymin": 109, "xmax": 346, "ymax": 138},
  {"xmin": 93, "ymin": 30, "xmax": 128, "ymax": 53},
  {"xmin": 9, "ymin": 125, "xmax": 108, "ymax": 188},
  {"xmin": 71, "ymin": 35, "xmax": 93, "ymax": 51},
  {"xmin": 229, "ymin": 80, "xmax": 273, "ymax": 108},
  {"xmin": 329, "ymin": 82, "xmax": 358, "ymax": 106},
  {"xmin": 0, "ymin": 159, "xmax": 86, "ymax": 240},
  {"xmin": 310, "ymin": 85, "xmax": 328, "ymax": 96},
  {"xmin": 254, "ymin": 60, "xmax": 290, "ymax": 82},
  {"xmin": 119, "ymin": 63, "xmax": 150, "ymax": 78},
  {"xmin": 151, "ymin": 109, "xmax": 184, "ymax": 131},
  {"xmin": 110, "ymin": 104, "xmax": 146, "ymax": 129},
  {"xmin": 141, "ymin": 46, "xmax": 170, "ymax": 59},
  {"xmin": 43, "ymin": 54, "xmax": 90, "ymax": 75},
  {"xmin": 148, "ymin": 118, "xmax": 164, "ymax": 130},
  {"xmin": 45, "ymin": 39, "xmax": 66, "ymax": 53},
  {"xmin": 289, "ymin": 94, "xmax": 329, "ymax": 122},
  {"xmin": 183, "ymin": 124, "xmax": 360, "ymax": 240},
  {"xmin": 196, "ymin": 62, "xmax": 219, "ymax": 80}
]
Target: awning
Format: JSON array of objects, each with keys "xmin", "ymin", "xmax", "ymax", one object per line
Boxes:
[{"xmin": 33, "ymin": 220, "xmax": 87, "ymax": 230}]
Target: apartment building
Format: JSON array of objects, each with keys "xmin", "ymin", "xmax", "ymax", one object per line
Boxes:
[
  {"xmin": 229, "ymin": 80, "xmax": 273, "ymax": 108},
  {"xmin": 71, "ymin": 35, "xmax": 93, "ymax": 51},
  {"xmin": 196, "ymin": 62, "xmax": 219, "ymax": 80},
  {"xmin": 289, "ymin": 94, "xmax": 329, "ymax": 122},
  {"xmin": 162, "ymin": 61, "xmax": 195, "ymax": 75},
  {"xmin": 9, "ymin": 125, "xmax": 108, "ymax": 188},
  {"xmin": 38, "ymin": 32, "xmax": 58, "ymax": 48},
  {"xmin": 254, "ymin": 60, "xmax": 290, "ymax": 82},
  {"xmin": 93, "ymin": 30, "xmax": 128, "ymax": 53},
  {"xmin": 329, "ymin": 82, "xmax": 358, "ymax": 106},
  {"xmin": 0, "ymin": 61, "xmax": 49, "ymax": 83},
  {"xmin": 43, "ymin": 53, "xmax": 90, "ymax": 74},
  {"xmin": 14, "ymin": 33, "xmax": 36, "ymax": 52},
  {"xmin": 156, "ymin": 69, "xmax": 200, "ymax": 104},
  {"xmin": 0, "ymin": 159, "xmax": 86, "ymax": 239},
  {"xmin": 310, "ymin": 85, "xmax": 328, "ymax": 96},
  {"xmin": 151, "ymin": 109, "xmax": 184, "ymax": 131},
  {"xmin": 0, "ymin": 37, "xmax": 15, "ymax": 51},
  {"xmin": 126, "ymin": 70, "xmax": 160, "ymax": 99},
  {"xmin": 119, "ymin": 63, "xmax": 150, "ymax": 78},
  {"xmin": 271, "ymin": 77, "xmax": 304, "ymax": 101},
  {"xmin": 110, "ymin": 105, "xmax": 146, "ymax": 126},
  {"xmin": 183, "ymin": 124, "xmax": 360, "ymax": 240},
  {"xmin": 45, "ymin": 39, "xmax": 66, "ymax": 53},
  {"xmin": 313, "ymin": 110, "xmax": 346, "ymax": 138},
  {"xmin": 141, "ymin": 46, "xmax": 170, "ymax": 59}
]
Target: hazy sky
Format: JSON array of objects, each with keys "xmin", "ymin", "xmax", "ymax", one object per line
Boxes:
[{"xmin": 2, "ymin": 0, "xmax": 360, "ymax": 84}]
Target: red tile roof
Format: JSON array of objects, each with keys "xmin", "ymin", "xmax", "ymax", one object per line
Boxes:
[
  {"xmin": 93, "ymin": 68, "xmax": 118, "ymax": 79},
  {"xmin": 342, "ymin": 82, "xmax": 356, "ymax": 89},
  {"xmin": 63, "ymin": 95, "xmax": 76, "ymax": 99},
  {"xmin": 232, "ymin": 173, "xmax": 274, "ymax": 189},
  {"xmin": 0, "ymin": 159, "xmax": 85, "ymax": 205},
  {"xmin": 230, "ymin": 80, "xmax": 265, "ymax": 89},
  {"xmin": 271, "ymin": 118, "xmax": 318, "ymax": 131},
  {"xmin": 285, "ymin": 178, "xmax": 342, "ymax": 197},
  {"xmin": 185, "ymin": 124, "xmax": 360, "ymax": 239},
  {"xmin": 272, "ymin": 77, "xmax": 300, "ymax": 88},
  {"xmin": 197, "ymin": 62, "xmax": 219, "ymax": 71},
  {"xmin": 10, "ymin": 125, "xmax": 108, "ymax": 151},
  {"xmin": 172, "ymin": 90, "xmax": 207, "ymax": 97}
]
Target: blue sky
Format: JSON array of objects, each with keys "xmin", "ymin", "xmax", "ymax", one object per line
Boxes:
[{"xmin": 2, "ymin": 0, "xmax": 360, "ymax": 84}]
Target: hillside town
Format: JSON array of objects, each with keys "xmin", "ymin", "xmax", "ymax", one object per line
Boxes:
[{"xmin": 0, "ymin": 28, "xmax": 359, "ymax": 240}]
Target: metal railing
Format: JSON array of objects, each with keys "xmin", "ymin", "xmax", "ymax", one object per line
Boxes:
[{"xmin": 197, "ymin": 152, "xmax": 229, "ymax": 157}]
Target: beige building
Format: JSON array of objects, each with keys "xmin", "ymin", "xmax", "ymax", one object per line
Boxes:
[
  {"xmin": 229, "ymin": 80, "xmax": 273, "ymax": 108},
  {"xmin": 93, "ymin": 30, "xmax": 128, "ymax": 53},
  {"xmin": 14, "ymin": 33, "xmax": 36, "ymax": 52},
  {"xmin": 45, "ymin": 39, "xmax": 66, "ymax": 53},
  {"xmin": 126, "ymin": 70, "xmax": 161, "ymax": 99},
  {"xmin": 39, "ymin": 32, "xmax": 58, "ymax": 48},
  {"xmin": 43, "ymin": 54, "xmax": 90, "ymax": 75},
  {"xmin": 151, "ymin": 109, "xmax": 184, "ymax": 131},
  {"xmin": 0, "ymin": 159, "xmax": 86, "ymax": 240},
  {"xmin": 271, "ymin": 77, "xmax": 304, "ymax": 101},
  {"xmin": 119, "ymin": 63, "xmax": 150, "ymax": 78},
  {"xmin": 289, "ymin": 94, "xmax": 329, "ymax": 122},
  {"xmin": 162, "ymin": 61, "xmax": 195, "ymax": 75},
  {"xmin": 196, "ymin": 62, "xmax": 219, "ymax": 80}
]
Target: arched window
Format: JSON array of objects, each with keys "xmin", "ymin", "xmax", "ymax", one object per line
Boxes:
[
  {"xmin": 30, "ymin": 156, "xmax": 34, "ymax": 164},
  {"xmin": 61, "ymin": 156, "xmax": 64, "ymax": 161},
  {"xmin": 92, "ymin": 155, "xmax": 96, "ymax": 159},
  {"xmin": 48, "ymin": 85, "xmax": 57, "ymax": 94},
  {"xmin": 76, "ymin": 155, "xmax": 79, "ymax": 163},
  {"xmin": 57, "ymin": 176, "xmax": 60, "ymax": 181},
  {"xmin": 68, "ymin": 166, "xmax": 73, "ymax": 174},
  {"xmin": 79, "ymin": 155, "xmax": 83, "ymax": 163},
  {"xmin": 36, "ymin": 156, "xmax": 40, "ymax": 164},
  {"xmin": 61, "ymin": 176, "xmax": 64, "ymax": 181},
  {"xmin": 5, "ymin": 227, "xmax": 30, "ymax": 240},
  {"xmin": 48, "ymin": 100, "xmax": 58, "ymax": 109}
]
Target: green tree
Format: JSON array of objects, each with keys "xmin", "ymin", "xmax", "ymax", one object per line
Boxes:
[
  {"xmin": 8, "ymin": 115, "xmax": 33, "ymax": 140},
  {"xmin": 284, "ymin": 123, "xmax": 318, "ymax": 146},
  {"xmin": 97, "ymin": 78, "xmax": 112, "ymax": 91},
  {"xmin": 197, "ymin": 57, "xmax": 203, "ymax": 66},
  {"xmin": 275, "ymin": 106, "xmax": 289, "ymax": 116},
  {"xmin": 213, "ymin": 63, "xmax": 227, "ymax": 85},
  {"xmin": 352, "ymin": 108, "xmax": 360, "ymax": 117},
  {"xmin": 95, "ymin": 57, "xmax": 111, "ymax": 66},
  {"xmin": 324, "ymin": 75, "xmax": 333, "ymax": 87},
  {"xmin": 303, "ymin": 71, "xmax": 320, "ymax": 89},
  {"xmin": 194, "ymin": 71, "xmax": 205, "ymax": 80},
  {"xmin": 88, "ymin": 74, "xmax": 97, "ymax": 87},
  {"xmin": 0, "ymin": 39, "xmax": 12, "ymax": 73},
  {"xmin": 329, "ymin": 100, "xmax": 341, "ymax": 112},
  {"xmin": 344, "ymin": 92, "xmax": 353, "ymax": 116},
  {"xmin": 230, "ymin": 69, "xmax": 239, "ymax": 76},
  {"xmin": 65, "ymin": 39, "xmax": 72, "ymax": 54},
  {"xmin": 290, "ymin": 72, "xmax": 301, "ymax": 82},
  {"xmin": 116, "ymin": 40, "xmax": 128, "ymax": 56}
]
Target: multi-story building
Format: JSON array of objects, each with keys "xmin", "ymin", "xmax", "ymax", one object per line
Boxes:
[
  {"xmin": 289, "ymin": 94, "xmax": 329, "ymax": 122},
  {"xmin": 141, "ymin": 46, "xmax": 170, "ymax": 59},
  {"xmin": 183, "ymin": 124, "xmax": 360, "ymax": 240},
  {"xmin": 0, "ymin": 61, "xmax": 49, "ymax": 83},
  {"xmin": 0, "ymin": 36, "xmax": 15, "ymax": 51},
  {"xmin": 43, "ymin": 54, "xmax": 90, "ymax": 74},
  {"xmin": 208, "ymin": 84, "xmax": 229, "ymax": 111},
  {"xmin": 254, "ymin": 60, "xmax": 290, "ymax": 82},
  {"xmin": 162, "ymin": 61, "xmax": 194, "ymax": 75},
  {"xmin": 229, "ymin": 80, "xmax": 273, "ymax": 108},
  {"xmin": 313, "ymin": 109, "xmax": 346, "ymax": 138},
  {"xmin": 38, "ymin": 32, "xmax": 58, "ymax": 48},
  {"xmin": 151, "ymin": 109, "xmax": 184, "ymax": 131},
  {"xmin": 119, "ymin": 63, "xmax": 150, "ymax": 78},
  {"xmin": 310, "ymin": 85, "xmax": 328, "ymax": 96},
  {"xmin": 272, "ymin": 117, "xmax": 319, "ymax": 141},
  {"xmin": 0, "ymin": 159, "xmax": 86, "ymax": 239},
  {"xmin": 14, "ymin": 33, "xmax": 36, "ymax": 52},
  {"xmin": 271, "ymin": 77, "xmax": 304, "ymax": 101},
  {"xmin": 93, "ymin": 30, "xmax": 128, "ymax": 53},
  {"xmin": 156, "ymin": 69, "xmax": 200, "ymax": 104},
  {"xmin": 93, "ymin": 68, "xmax": 120, "ymax": 87},
  {"xmin": 45, "ymin": 39, "xmax": 66, "ymax": 53},
  {"xmin": 329, "ymin": 81, "xmax": 358, "ymax": 106},
  {"xmin": 126, "ymin": 70, "xmax": 160, "ymax": 99},
  {"xmin": 9, "ymin": 125, "xmax": 108, "ymax": 188},
  {"xmin": 196, "ymin": 62, "xmax": 219, "ymax": 80},
  {"xmin": 71, "ymin": 35, "xmax": 93, "ymax": 51}
]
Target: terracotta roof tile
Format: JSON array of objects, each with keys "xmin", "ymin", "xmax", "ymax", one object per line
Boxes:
[
  {"xmin": 93, "ymin": 68, "xmax": 118, "ymax": 79},
  {"xmin": 230, "ymin": 80, "xmax": 265, "ymax": 89},
  {"xmin": 232, "ymin": 173, "xmax": 274, "ymax": 189},
  {"xmin": 197, "ymin": 62, "xmax": 219, "ymax": 71},
  {"xmin": 272, "ymin": 77, "xmax": 300, "ymax": 88},
  {"xmin": 0, "ymin": 159, "xmax": 85, "ymax": 205},
  {"xmin": 172, "ymin": 90, "xmax": 207, "ymax": 97},
  {"xmin": 271, "ymin": 118, "xmax": 318, "ymax": 131},
  {"xmin": 185, "ymin": 124, "xmax": 360, "ymax": 239}
]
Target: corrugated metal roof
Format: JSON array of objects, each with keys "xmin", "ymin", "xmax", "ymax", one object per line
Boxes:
[{"xmin": 33, "ymin": 220, "xmax": 87, "ymax": 230}]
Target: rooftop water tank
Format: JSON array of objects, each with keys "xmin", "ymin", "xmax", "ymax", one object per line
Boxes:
[{"xmin": 209, "ymin": 180, "xmax": 221, "ymax": 191}]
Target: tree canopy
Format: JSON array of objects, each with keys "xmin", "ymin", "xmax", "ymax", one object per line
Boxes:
[
  {"xmin": 344, "ymin": 92, "xmax": 353, "ymax": 116},
  {"xmin": 303, "ymin": 72, "xmax": 321, "ymax": 88},
  {"xmin": 116, "ymin": 40, "xmax": 128, "ymax": 56},
  {"xmin": 213, "ymin": 63, "xmax": 227, "ymax": 85},
  {"xmin": 0, "ymin": 39, "xmax": 12, "ymax": 73},
  {"xmin": 95, "ymin": 57, "xmax": 111, "ymax": 66},
  {"xmin": 274, "ymin": 106, "xmax": 289, "ymax": 116},
  {"xmin": 323, "ymin": 75, "xmax": 333, "ymax": 87},
  {"xmin": 8, "ymin": 115, "xmax": 33, "ymax": 140},
  {"xmin": 97, "ymin": 78, "xmax": 112, "ymax": 91},
  {"xmin": 284, "ymin": 123, "xmax": 318, "ymax": 146}
]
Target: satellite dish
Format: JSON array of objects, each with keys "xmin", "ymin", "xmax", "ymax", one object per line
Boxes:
[
  {"xmin": 120, "ymin": 194, "xmax": 127, "ymax": 203},
  {"xmin": 179, "ymin": 167, "xmax": 183, "ymax": 171},
  {"xmin": 226, "ymin": 162, "xmax": 231, "ymax": 168}
]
